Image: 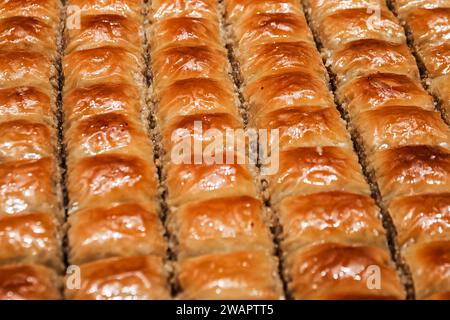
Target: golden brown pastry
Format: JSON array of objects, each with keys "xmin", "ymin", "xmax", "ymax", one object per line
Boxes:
[
  {"xmin": 0, "ymin": 213, "xmax": 62, "ymax": 270},
  {"xmin": 165, "ymin": 162, "xmax": 257, "ymax": 208},
  {"xmin": 176, "ymin": 251, "xmax": 283, "ymax": 300},
  {"xmin": 168, "ymin": 196, "xmax": 273, "ymax": 260},
  {"xmin": 330, "ymin": 40, "xmax": 420, "ymax": 85},
  {"xmin": 393, "ymin": 0, "xmax": 450, "ymax": 16},
  {"xmin": 0, "ymin": 0, "xmax": 60, "ymax": 28},
  {"xmin": 277, "ymin": 192, "xmax": 387, "ymax": 255},
  {"xmin": 252, "ymin": 107, "xmax": 351, "ymax": 151},
  {"xmin": 68, "ymin": 203, "xmax": 166, "ymax": 265},
  {"xmin": 66, "ymin": 154, "xmax": 158, "ymax": 212},
  {"xmin": 66, "ymin": 15, "xmax": 141, "ymax": 55},
  {"xmin": 403, "ymin": 241, "xmax": 450, "ymax": 300},
  {"xmin": 356, "ymin": 107, "xmax": 450, "ymax": 153},
  {"xmin": 267, "ymin": 147, "xmax": 371, "ymax": 204},
  {"xmin": 0, "ymin": 16, "xmax": 57, "ymax": 54},
  {"xmin": 225, "ymin": 0, "xmax": 304, "ymax": 23},
  {"xmin": 234, "ymin": 12, "xmax": 314, "ymax": 48},
  {"xmin": 150, "ymin": 0, "xmax": 283, "ymax": 299},
  {"xmin": 156, "ymin": 79, "xmax": 239, "ymax": 125},
  {"xmin": 0, "ymin": 0, "xmax": 63, "ymax": 301},
  {"xmin": 63, "ymin": 47, "xmax": 143, "ymax": 92},
  {"xmin": 393, "ymin": 3, "xmax": 450, "ymax": 119},
  {"xmin": 0, "ymin": 51, "xmax": 54, "ymax": 92},
  {"xmin": 151, "ymin": 0, "xmax": 218, "ymax": 20},
  {"xmin": 161, "ymin": 113, "xmax": 245, "ymax": 163},
  {"xmin": 389, "ymin": 194, "xmax": 450, "ymax": 247},
  {"xmin": 372, "ymin": 146, "xmax": 450, "ymax": 203},
  {"xmin": 0, "ymin": 120, "xmax": 54, "ymax": 161},
  {"xmin": 0, "ymin": 87, "xmax": 54, "ymax": 125},
  {"xmin": 149, "ymin": 17, "xmax": 222, "ymax": 53},
  {"xmin": 64, "ymin": 256, "xmax": 170, "ymax": 300},
  {"xmin": 0, "ymin": 158, "xmax": 61, "ymax": 219},
  {"xmin": 245, "ymin": 72, "xmax": 335, "ymax": 118},
  {"xmin": 306, "ymin": 0, "xmax": 387, "ymax": 24},
  {"xmin": 337, "ymin": 73, "xmax": 435, "ymax": 115},
  {"xmin": 317, "ymin": 8, "xmax": 405, "ymax": 49},
  {"xmin": 285, "ymin": 243, "xmax": 405, "ymax": 300},
  {"xmin": 69, "ymin": 0, "xmax": 142, "ymax": 19},
  {"xmin": 65, "ymin": 113, "xmax": 154, "ymax": 162},
  {"xmin": 0, "ymin": 264, "xmax": 61, "ymax": 300},
  {"xmin": 431, "ymin": 75, "xmax": 450, "ymax": 117},
  {"xmin": 63, "ymin": 84, "xmax": 141, "ymax": 127},
  {"xmin": 152, "ymin": 46, "xmax": 229, "ymax": 90},
  {"xmin": 224, "ymin": 0, "xmax": 404, "ymax": 299},
  {"xmin": 305, "ymin": 0, "xmax": 450, "ymax": 299}
]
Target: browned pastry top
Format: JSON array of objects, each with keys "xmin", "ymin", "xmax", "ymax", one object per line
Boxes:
[
  {"xmin": 63, "ymin": 83, "xmax": 141, "ymax": 125},
  {"xmin": 168, "ymin": 196, "xmax": 272, "ymax": 259},
  {"xmin": 0, "ymin": 213, "xmax": 61, "ymax": 269},
  {"xmin": 404, "ymin": 240, "xmax": 450, "ymax": 300},
  {"xmin": 152, "ymin": 45, "xmax": 229, "ymax": 89},
  {"xmin": 245, "ymin": 71, "xmax": 334, "ymax": 118},
  {"xmin": 285, "ymin": 242, "xmax": 406, "ymax": 300},
  {"xmin": 234, "ymin": 12, "xmax": 313, "ymax": 48},
  {"xmin": 357, "ymin": 106, "xmax": 450, "ymax": 152},
  {"xmin": 254, "ymin": 107, "xmax": 351, "ymax": 150},
  {"xmin": 373, "ymin": 145, "xmax": 450, "ymax": 203},
  {"xmin": 177, "ymin": 251, "xmax": 283, "ymax": 299},
  {"xmin": 150, "ymin": 17, "xmax": 221, "ymax": 53},
  {"xmin": 0, "ymin": 87, "xmax": 52, "ymax": 121},
  {"xmin": 63, "ymin": 47, "xmax": 143, "ymax": 91},
  {"xmin": 0, "ymin": 158, "xmax": 59, "ymax": 217},
  {"xmin": 65, "ymin": 255, "xmax": 170, "ymax": 300},
  {"xmin": 70, "ymin": 0, "xmax": 142, "ymax": 19},
  {"xmin": 319, "ymin": 8, "xmax": 405, "ymax": 49},
  {"xmin": 66, "ymin": 14, "xmax": 142, "ymax": 54},
  {"xmin": 65, "ymin": 113, "xmax": 153, "ymax": 160},
  {"xmin": 0, "ymin": 0, "xmax": 60, "ymax": 26},
  {"xmin": 166, "ymin": 162, "xmax": 257, "ymax": 207},
  {"xmin": 338, "ymin": 73, "xmax": 435, "ymax": 114},
  {"xmin": 0, "ymin": 264, "xmax": 61, "ymax": 300},
  {"xmin": 67, "ymin": 154, "xmax": 157, "ymax": 212},
  {"xmin": 151, "ymin": 0, "xmax": 217, "ymax": 20},
  {"xmin": 389, "ymin": 193, "xmax": 450, "ymax": 247},
  {"xmin": 0, "ymin": 51, "xmax": 52, "ymax": 92},
  {"xmin": 278, "ymin": 192, "xmax": 386, "ymax": 254},
  {"xmin": 331, "ymin": 39, "xmax": 419, "ymax": 84},
  {"xmin": 0, "ymin": 16, "xmax": 56, "ymax": 53},
  {"xmin": 68, "ymin": 203, "xmax": 166, "ymax": 265},
  {"xmin": 267, "ymin": 147, "xmax": 370, "ymax": 203},
  {"xmin": 157, "ymin": 78, "xmax": 238, "ymax": 124}
]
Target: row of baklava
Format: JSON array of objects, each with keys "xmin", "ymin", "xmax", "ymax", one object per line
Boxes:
[
  {"xmin": 223, "ymin": 0, "xmax": 406, "ymax": 299},
  {"xmin": 148, "ymin": 0, "xmax": 285, "ymax": 299},
  {"xmin": 392, "ymin": 0, "xmax": 450, "ymax": 122},
  {"xmin": 0, "ymin": 0, "xmax": 64, "ymax": 299},
  {"xmin": 61, "ymin": 0, "xmax": 170, "ymax": 299},
  {"xmin": 303, "ymin": 0, "xmax": 450, "ymax": 299}
]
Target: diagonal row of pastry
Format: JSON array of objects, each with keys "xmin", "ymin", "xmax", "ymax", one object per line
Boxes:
[
  {"xmin": 224, "ymin": 0, "xmax": 406, "ymax": 300},
  {"xmin": 0, "ymin": 0, "xmax": 65, "ymax": 300},
  {"xmin": 148, "ymin": 0, "xmax": 285, "ymax": 299},
  {"xmin": 304, "ymin": 0, "xmax": 450, "ymax": 299},
  {"xmin": 61, "ymin": 0, "xmax": 171, "ymax": 299}
]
